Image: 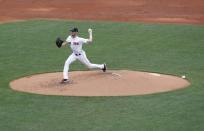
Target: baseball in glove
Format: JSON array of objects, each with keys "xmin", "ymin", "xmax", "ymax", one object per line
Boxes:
[{"xmin": 56, "ymin": 37, "xmax": 64, "ymax": 48}]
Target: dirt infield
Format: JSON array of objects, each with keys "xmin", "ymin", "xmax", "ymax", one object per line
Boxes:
[
  {"xmin": 10, "ymin": 70, "xmax": 190, "ymax": 96},
  {"xmin": 0, "ymin": 0, "xmax": 204, "ymax": 24}
]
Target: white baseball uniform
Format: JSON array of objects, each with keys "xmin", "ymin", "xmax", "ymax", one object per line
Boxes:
[{"xmin": 63, "ymin": 35, "xmax": 104, "ymax": 79}]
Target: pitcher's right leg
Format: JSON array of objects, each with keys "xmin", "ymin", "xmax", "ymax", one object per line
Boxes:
[{"xmin": 78, "ymin": 51, "xmax": 106, "ymax": 71}]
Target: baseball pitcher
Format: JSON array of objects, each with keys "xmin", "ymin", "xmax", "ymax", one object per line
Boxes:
[{"xmin": 56, "ymin": 27, "xmax": 106, "ymax": 84}]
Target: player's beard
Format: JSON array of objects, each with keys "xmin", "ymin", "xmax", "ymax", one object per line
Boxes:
[{"xmin": 71, "ymin": 33, "xmax": 77, "ymax": 38}]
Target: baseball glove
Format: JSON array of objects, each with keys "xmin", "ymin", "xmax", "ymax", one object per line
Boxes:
[{"xmin": 56, "ymin": 37, "xmax": 64, "ymax": 48}]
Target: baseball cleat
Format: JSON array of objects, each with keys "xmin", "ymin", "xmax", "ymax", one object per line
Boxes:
[
  {"xmin": 60, "ymin": 79, "xmax": 70, "ymax": 84},
  {"xmin": 102, "ymin": 63, "xmax": 107, "ymax": 72}
]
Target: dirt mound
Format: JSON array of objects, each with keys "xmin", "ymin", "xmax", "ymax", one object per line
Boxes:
[{"xmin": 10, "ymin": 70, "xmax": 190, "ymax": 96}]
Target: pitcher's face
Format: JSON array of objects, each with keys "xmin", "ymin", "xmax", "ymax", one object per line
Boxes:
[{"xmin": 70, "ymin": 32, "xmax": 77, "ymax": 38}]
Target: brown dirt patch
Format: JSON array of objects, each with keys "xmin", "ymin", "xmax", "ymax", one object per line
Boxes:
[
  {"xmin": 10, "ymin": 70, "xmax": 190, "ymax": 96},
  {"xmin": 0, "ymin": 0, "xmax": 204, "ymax": 24}
]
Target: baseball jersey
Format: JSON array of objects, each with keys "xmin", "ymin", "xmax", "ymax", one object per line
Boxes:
[{"xmin": 66, "ymin": 36, "xmax": 89, "ymax": 54}]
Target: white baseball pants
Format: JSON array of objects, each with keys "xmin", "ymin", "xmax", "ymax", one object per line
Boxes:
[{"xmin": 63, "ymin": 51, "xmax": 104, "ymax": 79}]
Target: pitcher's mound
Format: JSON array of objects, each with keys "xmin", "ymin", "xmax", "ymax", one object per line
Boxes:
[{"xmin": 10, "ymin": 70, "xmax": 190, "ymax": 96}]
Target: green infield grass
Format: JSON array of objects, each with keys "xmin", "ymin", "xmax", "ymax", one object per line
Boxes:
[{"xmin": 0, "ymin": 20, "xmax": 204, "ymax": 131}]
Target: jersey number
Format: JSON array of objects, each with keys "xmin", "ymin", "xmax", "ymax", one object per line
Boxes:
[{"xmin": 73, "ymin": 42, "xmax": 79, "ymax": 45}]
